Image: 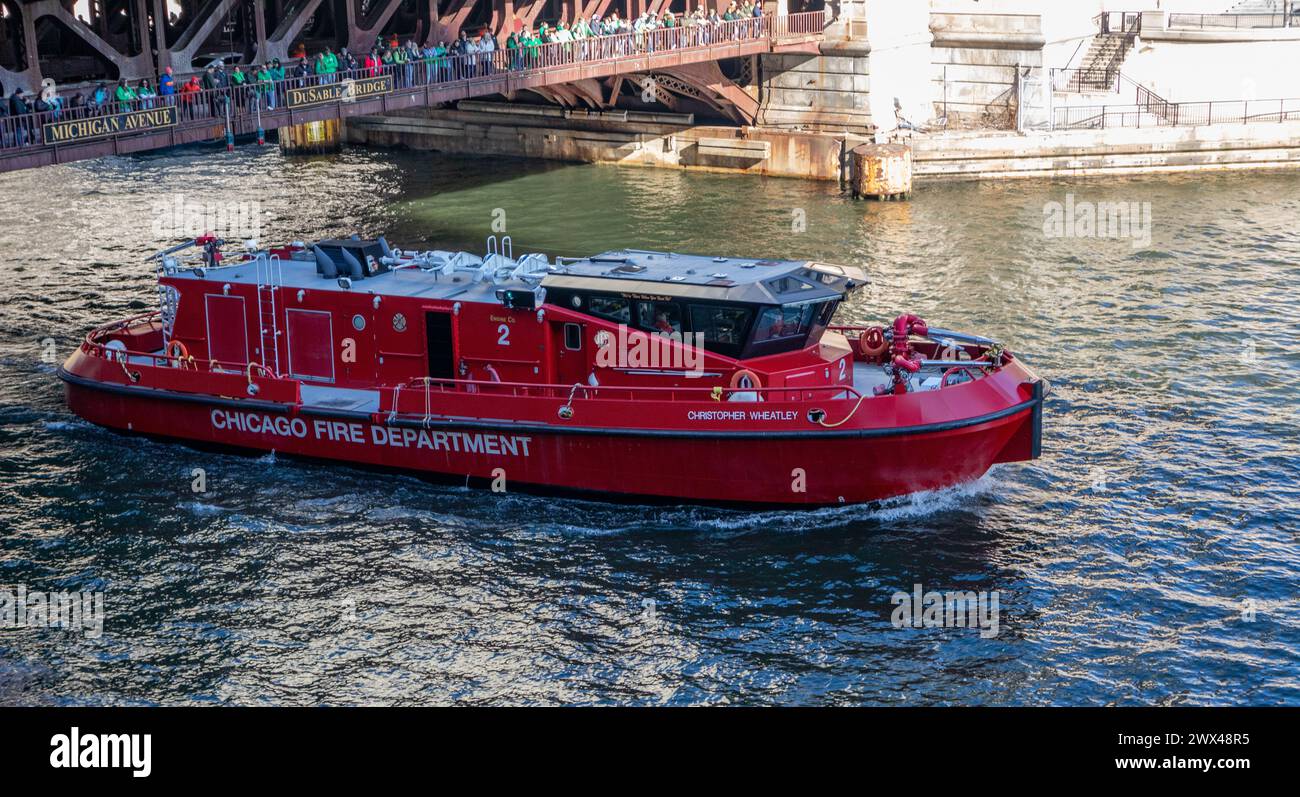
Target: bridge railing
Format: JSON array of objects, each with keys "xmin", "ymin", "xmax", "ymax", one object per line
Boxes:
[
  {"xmin": 1167, "ymin": 12, "xmax": 1293, "ymax": 29},
  {"xmin": 0, "ymin": 12, "xmax": 827, "ymax": 157}
]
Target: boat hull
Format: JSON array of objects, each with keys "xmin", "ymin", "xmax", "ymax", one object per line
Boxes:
[{"xmin": 60, "ymin": 368, "xmax": 1043, "ymax": 507}]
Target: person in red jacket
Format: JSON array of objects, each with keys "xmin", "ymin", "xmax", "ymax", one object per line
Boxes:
[
  {"xmin": 365, "ymin": 49, "xmax": 381, "ymax": 77},
  {"xmin": 178, "ymin": 75, "xmax": 201, "ymax": 119}
]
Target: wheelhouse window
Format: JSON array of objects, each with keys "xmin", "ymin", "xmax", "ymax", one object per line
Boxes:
[
  {"xmin": 754, "ymin": 304, "xmax": 816, "ymax": 342},
  {"xmin": 636, "ymin": 301, "xmax": 682, "ymax": 335},
  {"xmin": 743, "ymin": 300, "xmax": 837, "ymax": 358},
  {"xmin": 766, "ymin": 275, "xmax": 818, "ymax": 296},
  {"xmin": 588, "ymin": 295, "xmax": 632, "ymax": 324},
  {"xmin": 688, "ymin": 304, "xmax": 752, "ymax": 358}
]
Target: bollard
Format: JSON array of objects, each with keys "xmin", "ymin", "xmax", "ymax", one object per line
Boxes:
[{"xmin": 849, "ymin": 143, "xmax": 913, "ymax": 200}]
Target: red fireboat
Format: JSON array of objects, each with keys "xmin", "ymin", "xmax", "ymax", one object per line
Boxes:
[{"xmin": 59, "ymin": 235, "xmax": 1046, "ymax": 506}]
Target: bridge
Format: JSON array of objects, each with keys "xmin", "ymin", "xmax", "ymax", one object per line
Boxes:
[{"xmin": 0, "ymin": 5, "xmax": 826, "ymax": 172}]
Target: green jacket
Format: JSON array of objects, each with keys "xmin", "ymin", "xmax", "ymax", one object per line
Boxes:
[{"xmin": 115, "ymin": 85, "xmax": 137, "ymax": 102}]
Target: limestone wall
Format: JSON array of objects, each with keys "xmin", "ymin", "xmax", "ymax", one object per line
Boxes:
[
  {"xmin": 930, "ymin": 12, "xmax": 1044, "ymax": 128},
  {"xmin": 912, "ymin": 120, "xmax": 1300, "ymax": 179},
  {"xmin": 757, "ymin": 51, "xmax": 875, "ymax": 133}
]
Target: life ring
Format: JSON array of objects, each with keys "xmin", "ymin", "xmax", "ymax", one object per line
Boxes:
[
  {"xmin": 730, "ymin": 369, "xmax": 762, "ymax": 390},
  {"xmin": 165, "ymin": 339, "xmax": 189, "ymax": 365},
  {"xmin": 858, "ymin": 326, "xmax": 888, "ymax": 358}
]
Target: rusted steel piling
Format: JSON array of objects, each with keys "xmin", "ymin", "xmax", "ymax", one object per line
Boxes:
[
  {"xmin": 279, "ymin": 119, "xmax": 344, "ymax": 155},
  {"xmin": 849, "ymin": 142, "xmax": 913, "ymax": 200}
]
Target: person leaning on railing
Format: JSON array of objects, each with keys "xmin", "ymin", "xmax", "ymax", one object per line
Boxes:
[
  {"xmin": 391, "ymin": 42, "xmax": 409, "ymax": 87},
  {"xmin": 312, "ymin": 48, "xmax": 336, "ymax": 85},
  {"xmin": 159, "ymin": 67, "xmax": 176, "ymax": 105},
  {"xmin": 114, "ymin": 78, "xmax": 138, "ymax": 111},
  {"xmin": 506, "ymin": 29, "xmax": 522, "ymax": 70},
  {"xmin": 7, "ymin": 88, "xmax": 31, "ymax": 146},
  {"xmin": 253, "ymin": 64, "xmax": 275, "ymax": 110},
  {"xmin": 229, "ymin": 65, "xmax": 248, "ymax": 111},
  {"xmin": 178, "ymin": 75, "xmax": 200, "ymax": 120},
  {"xmin": 137, "ymin": 79, "xmax": 157, "ymax": 109}
]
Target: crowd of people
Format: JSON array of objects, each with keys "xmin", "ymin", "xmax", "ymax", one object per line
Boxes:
[{"xmin": 2, "ymin": 3, "xmax": 768, "ymax": 148}]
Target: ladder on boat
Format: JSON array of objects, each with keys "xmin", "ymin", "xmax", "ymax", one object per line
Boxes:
[{"xmin": 255, "ymin": 254, "xmax": 283, "ymax": 375}]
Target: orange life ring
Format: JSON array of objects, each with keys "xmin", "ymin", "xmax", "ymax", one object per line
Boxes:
[
  {"xmin": 858, "ymin": 326, "xmax": 888, "ymax": 357},
  {"xmin": 165, "ymin": 340, "xmax": 189, "ymax": 365},
  {"xmin": 730, "ymin": 369, "xmax": 761, "ymax": 390}
]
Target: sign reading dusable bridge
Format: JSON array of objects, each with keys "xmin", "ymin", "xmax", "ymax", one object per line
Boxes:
[
  {"xmin": 286, "ymin": 74, "xmax": 394, "ymax": 108},
  {"xmin": 42, "ymin": 105, "xmax": 178, "ymax": 145}
]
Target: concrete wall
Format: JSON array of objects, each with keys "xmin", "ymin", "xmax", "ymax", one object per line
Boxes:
[
  {"xmin": 861, "ymin": 0, "xmax": 934, "ymax": 135},
  {"xmin": 913, "ymin": 120, "xmax": 1300, "ymax": 179},
  {"xmin": 930, "ymin": 12, "xmax": 1044, "ymax": 128},
  {"xmin": 346, "ymin": 105, "xmax": 856, "ymax": 180},
  {"xmin": 757, "ymin": 51, "xmax": 874, "ymax": 133}
]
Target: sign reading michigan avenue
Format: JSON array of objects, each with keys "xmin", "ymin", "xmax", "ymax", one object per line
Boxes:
[
  {"xmin": 43, "ymin": 105, "xmax": 178, "ymax": 145},
  {"xmin": 286, "ymin": 74, "xmax": 394, "ymax": 108}
]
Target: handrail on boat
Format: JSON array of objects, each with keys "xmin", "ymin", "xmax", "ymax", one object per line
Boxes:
[
  {"xmin": 385, "ymin": 374, "xmax": 865, "ymax": 416},
  {"xmin": 81, "ymin": 311, "xmax": 290, "ymax": 379},
  {"xmin": 79, "ymin": 312, "xmax": 866, "ymax": 405}
]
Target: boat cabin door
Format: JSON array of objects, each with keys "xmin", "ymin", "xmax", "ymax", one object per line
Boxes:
[
  {"xmin": 554, "ymin": 321, "xmax": 589, "ymax": 387},
  {"xmin": 425, "ymin": 311, "xmax": 455, "ymax": 380}
]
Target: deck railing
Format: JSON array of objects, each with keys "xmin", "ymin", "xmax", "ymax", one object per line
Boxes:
[
  {"xmin": 80, "ymin": 312, "xmax": 866, "ymax": 409},
  {"xmin": 0, "ymin": 12, "xmax": 826, "ymax": 157}
]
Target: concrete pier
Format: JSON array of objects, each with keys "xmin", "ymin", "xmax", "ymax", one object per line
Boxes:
[{"xmin": 346, "ymin": 104, "xmax": 857, "ymax": 181}]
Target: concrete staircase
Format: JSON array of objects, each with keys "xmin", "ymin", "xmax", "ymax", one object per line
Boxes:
[{"xmin": 1070, "ymin": 33, "xmax": 1134, "ymax": 91}]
